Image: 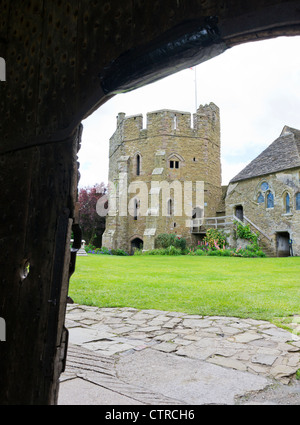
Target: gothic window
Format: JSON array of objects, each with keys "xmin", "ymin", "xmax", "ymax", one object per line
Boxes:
[
  {"xmin": 136, "ymin": 154, "xmax": 141, "ymax": 176},
  {"xmin": 173, "ymin": 115, "xmax": 177, "ymax": 130},
  {"xmin": 257, "ymin": 192, "xmax": 264, "ymax": 204},
  {"xmin": 134, "ymin": 199, "xmax": 139, "ymax": 220},
  {"xmin": 261, "ymin": 182, "xmax": 269, "ymax": 191},
  {"xmin": 285, "ymin": 193, "xmax": 291, "ymax": 214},
  {"xmin": 167, "ymin": 199, "xmax": 173, "ymax": 216},
  {"xmin": 266, "ymin": 191, "xmax": 274, "ymax": 208},
  {"xmin": 296, "ymin": 193, "xmax": 300, "ymax": 210}
]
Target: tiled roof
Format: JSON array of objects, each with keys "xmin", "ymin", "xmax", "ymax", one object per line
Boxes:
[{"xmin": 230, "ymin": 127, "xmax": 300, "ymax": 183}]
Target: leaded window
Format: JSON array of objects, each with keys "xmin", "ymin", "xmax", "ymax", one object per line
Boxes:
[
  {"xmin": 296, "ymin": 193, "xmax": 300, "ymax": 210},
  {"xmin": 257, "ymin": 192, "xmax": 264, "ymax": 204},
  {"xmin": 267, "ymin": 192, "xmax": 274, "ymax": 208},
  {"xmin": 261, "ymin": 182, "xmax": 269, "ymax": 191},
  {"xmin": 285, "ymin": 193, "xmax": 291, "ymax": 214}
]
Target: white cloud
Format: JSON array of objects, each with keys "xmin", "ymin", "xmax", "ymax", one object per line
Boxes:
[{"xmin": 78, "ymin": 35, "xmax": 300, "ymax": 188}]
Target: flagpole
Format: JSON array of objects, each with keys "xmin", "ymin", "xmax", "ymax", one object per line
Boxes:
[{"xmin": 194, "ymin": 66, "xmax": 198, "ymax": 112}]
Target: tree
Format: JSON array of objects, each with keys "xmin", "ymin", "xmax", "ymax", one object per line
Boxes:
[{"xmin": 78, "ymin": 183, "xmax": 107, "ymax": 246}]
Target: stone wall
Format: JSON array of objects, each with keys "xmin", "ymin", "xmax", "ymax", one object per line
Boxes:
[
  {"xmin": 225, "ymin": 169, "xmax": 300, "ymax": 256},
  {"xmin": 103, "ymin": 103, "xmax": 222, "ymax": 252}
]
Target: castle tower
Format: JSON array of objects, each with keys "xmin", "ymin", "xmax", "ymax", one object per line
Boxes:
[{"xmin": 102, "ymin": 103, "xmax": 222, "ymax": 253}]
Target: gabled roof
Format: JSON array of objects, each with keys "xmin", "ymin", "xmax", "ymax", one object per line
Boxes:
[{"xmin": 230, "ymin": 126, "xmax": 300, "ymax": 183}]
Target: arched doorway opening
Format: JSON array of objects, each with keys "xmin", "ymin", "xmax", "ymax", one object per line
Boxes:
[
  {"xmin": 130, "ymin": 237, "xmax": 144, "ymax": 254},
  {"xmin": 235, "ymin": 205, "xmax": 244, "ymax": 222},
  {"xmin": 2, "ymin": 1, "xmax": 300, "ymax": 405}
]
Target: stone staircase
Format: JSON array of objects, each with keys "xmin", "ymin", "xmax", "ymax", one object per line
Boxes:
[
  {"xmin": 258, "ymin": 238, "xmax": 276, "ymax": 258},
  {"xmin": 191, "ymin": 214, "xmax": 276, "ymax": 257},
  {"xmin": 242, "ymin": 216, "xmax": 276, "ymax": 258}
]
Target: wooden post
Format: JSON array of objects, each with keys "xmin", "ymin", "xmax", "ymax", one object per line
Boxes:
[{"xmin": 0, "ymin": 127, "xmax": 81, "ymax": 405}]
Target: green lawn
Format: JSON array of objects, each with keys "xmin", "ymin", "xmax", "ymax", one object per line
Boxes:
[{"xmin": 69, "ymin": 255, "xmax": 300, "ymax": 323}]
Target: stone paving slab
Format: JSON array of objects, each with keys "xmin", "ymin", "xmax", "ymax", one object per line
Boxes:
[
  {"xmin": 59, "ymin": 304, "xmax": 300, "ymax": 405},
  {"xmin": 64, "ymin": 304, "xmax": 300, "ymax": 384}
]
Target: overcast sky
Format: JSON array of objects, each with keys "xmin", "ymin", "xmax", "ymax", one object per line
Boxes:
[{"xmin": 78, "ymin": 35, "xmax": 300, "ymax": 188}]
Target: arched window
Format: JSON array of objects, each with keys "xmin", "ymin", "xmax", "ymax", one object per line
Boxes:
[
  {"xmin": 134, "ymin": 199, "xmax": 139, "ymax": 220},
  {"xmin": 296, "ymin": 193, "xmax": 300, "ymax": 211},
  {"xmin": 257, "ymin": 192, "xmax": 264, "ymax": 204},
  {"xmin": 266, "ymin": 191, "xmax": 274, "ymax": 208},
  {"xmin": 136, "ymin": 154, "xmax": 141, "ymax": 176},
  {"xmin": 285, "ymin": 193, "xmax": 291, "ymax": 214},
  {"xmin": 167, "ymin": 199, "xmax": 173, "ymax": 216},
  {"xmin": 261, "ymin": 182, "xmax": 269, "ymax": 191},
  {"xmin": 173, "ymin": 115, "xmax": 177, "ymax": 130}
]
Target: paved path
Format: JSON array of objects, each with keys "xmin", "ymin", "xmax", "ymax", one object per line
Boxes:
[{"xmin": 58, "ymin": 304, "xmax": 300, "ymax": 405}]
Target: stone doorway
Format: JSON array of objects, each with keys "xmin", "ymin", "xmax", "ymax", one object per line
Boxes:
[
  {"xmin": 235, "ymin": 205, "xmax": 244, "ymax": 222},
  {"xmin": 276, "ymin": 232, "xmax": 291, "ymax": 257},
  {"xmin": 130, "ymin": 238, "xmax": 144, "ymax": 254}
]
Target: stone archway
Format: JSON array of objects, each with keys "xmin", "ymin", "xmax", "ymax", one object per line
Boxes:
[
  {"xmin": 1, "ymin": 0, "xmax": 300, "ymax": 405},
  {"xmin": 130, "ymin": 237, "xmax": 144, "ymax": 255}
]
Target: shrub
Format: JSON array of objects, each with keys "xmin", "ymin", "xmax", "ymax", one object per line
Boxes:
[
  {"xmin": 187, "ymin": 244, "xmax": 265, "ymax": 258},
  {"xmin": 234, "ymin": 221, "xmax": 259, "ymax": 245},
  {"xmin": 155, "ymin": 233, "xmax": 187, "ymax": 251},
  {"xmin": 193, "ymin": 249, "xmax": 206, "ymax": 256},
  {"xmin": 233, "ymin": 243, "xmax": 266, "ymax": 258},
  {"xmin": 98, "ymin": 246, "xmax": 110, "ymax": 255},
  {"xmin": 84, "ymin": 243, "xmax": 96, "ymax": 253},
  {"xmin": 165, "ymin": 245, "xmax": 182, "ymax": 256},
  {"xmin": 133, "ymin": 249, "xmax": 143, "ymax": 256},
  {"xmin": 155, "ymin": 233, "xmax": 173, "ymax": 249},
  {"xmin": 141, "ymin": 246, "xmax": 182, "ymax": 256},
  {"xmin": 144, "ymin": 249, "xmax": 166, "ymax": 255},
  {"xmin": 203, "ymin": 229, "xmax": 227, "ymax": 250},
  {"xmin": 110, "ymin": 248, "xmax": 129, "ymax": 256},
  {"xmin": 86, "ymin": 246, "xmax": 129, "ymax": 256}
]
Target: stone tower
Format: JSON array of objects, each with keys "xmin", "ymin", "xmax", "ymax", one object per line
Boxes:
[{"xmin": 102, "ymin": 103, "xmax": 222, "ymax": 253}]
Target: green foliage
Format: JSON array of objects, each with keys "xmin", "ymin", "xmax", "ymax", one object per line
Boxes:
[
  {"xmin": 84, "ymin": 243, "xmax": 96, "ymax": 253},
  {"xmin": 155, "ymin": 233, "xmax": 187, "ymax": 251},
  {"xmin": 110, "ymin": 248, "xmax": 129, "ymax": 256},
  {"xmin": 233, "ymin": 243, "xmax": 266, "ymax": 258},
  {"xmin": 234, "ymin": 221, "xmax": 259, "ymax": 245},
  {"xmin": 141, "ymin": 246, "xmax": 182, "ymax": 256},
  {"xmin": 85, "ymin": 246, "xmax": 129, "ymax": 256},
  {"xmin": 203, "ymin": 229, "xmax": 227, "ymax": 250},
  {"xmin": 133, "ymin": 248, "xmax": 143, "ymax": 256},
  {"xmin": 187, "ymin": 243, "xmax": 265, "ymax": 258}
]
